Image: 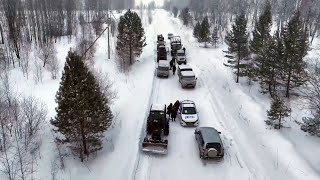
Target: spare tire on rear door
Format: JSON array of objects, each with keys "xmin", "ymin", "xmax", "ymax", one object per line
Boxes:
[{"xmin": 207, "ymin": 148, "xmax": 218, "ymax": 158}]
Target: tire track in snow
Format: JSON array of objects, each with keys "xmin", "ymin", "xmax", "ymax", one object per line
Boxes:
[
  {"xmin": 168, "ymin": 13, "xmax": 263, "ymax": 179},
  {"xmin": 132, "ymin": 19, "xmax": 160, "ymax": 180}
]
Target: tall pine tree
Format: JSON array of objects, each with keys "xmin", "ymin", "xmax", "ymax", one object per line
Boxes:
[
  {"xmin": 51, "ymin": 52, "xmax": 113, "ymax": 162},
  {"xmin": 225, "ymin": 12, "xmax": 249, "ymax": 83},
  {"xmin": 250, "ymin": 2, "xmax": 272, "ymax": 56},
  {"xmin": 179, "ymin": 7, "xmax": 192, "ymax": 26},
  {"xmin": 117, "ymin": 9, "xmax": 146, "ymax": 72},
  {"xmin": 250, "ymin": 2, "xmax": 272, "ymax": 80},
  {"xmin": 211, "ymin": 26, "xmax": 219, "ymax": 48},
  {"xmin": 282, "ymin": 11, "xmax": 309, "ymax": 98},
  {"xmin": 259, "ymin": 35, "xmax": 280, "ymax": 97},
  {"xmin": 193, "ymin": 21, "xmax": 201, "ymax": 40},
  {"xmin": 199, "ymin": 16, "xmax": 211, "ymax": 47}
]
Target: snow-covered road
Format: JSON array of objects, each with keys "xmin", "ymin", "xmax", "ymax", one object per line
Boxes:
[{"xmin": 133, "ymin": 10, "xmax": 320, "ymax": 180}]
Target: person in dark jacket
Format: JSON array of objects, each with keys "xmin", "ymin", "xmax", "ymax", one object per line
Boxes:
[
  {"xmin": 173, "ymin": 100, "xmax": 180, "ymax": 112},
  {"xmin": 170, "ymin": 57, "xmax": 175, "ymax": 69},
  {"xmin": 183, "ymin": 47, "xmax": 186, "ymax": 53},
  {"xmin": 172, "ymin": 64, "xmax": 176, "ymax": 75},
  {"xmin": 167, "ymin": 103, "xmax": 173, "ymax": 119},
  {"xmin": 171, "ymin": 107, "xmax": 177, "ymax": 122}
]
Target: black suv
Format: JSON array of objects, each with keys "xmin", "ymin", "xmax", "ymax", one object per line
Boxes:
[{"xmin": 194, "ymin": 127, "xmax": 224, "ymax": 159}]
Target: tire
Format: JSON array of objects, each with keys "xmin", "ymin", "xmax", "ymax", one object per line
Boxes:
[
  {"xmin": 208, "ymin": 148, "xmax": 218, "ymax": 158},
  {"xmin": 184, "ymin": 61, "xmax": 186, "ymax": 65}
]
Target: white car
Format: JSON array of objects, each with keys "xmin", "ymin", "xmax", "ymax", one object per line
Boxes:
[{"xmin": 179, "ymin": 100, "xmax": 199, "ymax": 126}]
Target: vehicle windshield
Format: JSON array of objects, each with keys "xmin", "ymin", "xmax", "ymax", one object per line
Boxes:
[
  {"xmin": 182, "ymin": 107, "xmax": 196, "ymax": 114},
  {"xmin": 177, "ymin": 52, "xmax": 185, "ymax": 56},
  {"xmin": 150, "ymin": 111, "xmax": 164, "ymax": 120},
  {"xmin": 182, "ymin": 76, "xmax": 195, "ymax": 81},
  {"xmin": 181, "ymin": 68, "xmax": 192, "ymax": 72},
  {"xmin": 158, "ymin": 66, "xmax": 169, "ymax": 71},
  {"xmin": 206, "ymin": 143, "xmax": 221, "ymax": 151}
]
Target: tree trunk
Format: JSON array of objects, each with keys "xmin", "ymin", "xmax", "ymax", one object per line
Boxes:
[
  {"xmin": 129, "ymin": 38, "xmax": 132, "ymax": 65},
  {"xmin": 236, "ymin": 52, "xmax": 240, "ymax": 83},
  {"xmin": 0, "ymin": 23, "xmax": 4, "ymax": 44},
  {"xmin": 286, "ymin": 67, "xmax": 292, "ymax": 98},
  {"xmin": 80, "ymin": 119, "xmax": 87, "ymax": 162}
]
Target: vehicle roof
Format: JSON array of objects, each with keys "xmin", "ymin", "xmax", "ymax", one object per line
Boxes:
[
  {"xmin": 182, "ymin": 103, "xmax": 195, "ymax": 108},
  {"xmin": 181, "ymin": 100, "xmax": 195, "ymax": 107},
  {"xmin": 178, "ymin": 64, "xmax": 192, "ymax": 69},
  {"xmin": 158, "ymin": 60, "xmax": 169, "ymax": 67},
  {"xmin": 196, "ymin": 127, "xmax": 222, "ymax": 144},
  {"xmin": 151, "ymin": 104, "xmax": 165, "ymax": 111},
  {"xmin": 181, "ymin": 71, "xmax": 195, "ymax": 76}
]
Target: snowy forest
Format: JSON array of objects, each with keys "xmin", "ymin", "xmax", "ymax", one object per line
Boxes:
[{"xmin": 0, "ymin": 0, "xmax": 320, "ymax": 180}]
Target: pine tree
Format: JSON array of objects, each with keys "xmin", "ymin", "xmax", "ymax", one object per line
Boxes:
[
  {"xmin": 51, "ymin": 52, "xmax": 113, "ymax": 162},
  {"xmin": 250, "ymin": 2, "xmax": 272, "ymax": 56},
  {"xmin": 116, "ymin": 9, "xmax": 146, "ymax": 72},
  {"xmin": 266, "ymin": 96, "xmax": 291, "ymax": 129},
  {"xmin": 199, "ymin": 16, "xmax": 211, "ymax": 47},
  {"xmin": 172, "ymin": 6, "xmax": 178, "ymax": 17},
  {"xmin": 225, "ymin": 12, "xmax": 249, "ymax": 83},
  {"xmin": 259, "ymin": 35, "xmax": 279, "ymax": 97},
  {"xmin": 250, "ymin": 2, "xmax": 272, "ymax": 81},
  {"xmin": 282, "ymin": 11, "xmax": 309, "ymax": 98},
  {"xmin": 193, "ymin": 21, "xmax": 201, "ymax": 40},
  {"xmin": 211, "ymin": 26, "xmax": 219, "ymax": 48},
  {"xmin": 179, "ymin": 7, "xmax": 192, "ymax": 26}
]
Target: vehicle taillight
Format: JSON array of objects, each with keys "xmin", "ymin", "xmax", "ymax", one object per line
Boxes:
[{"xmin": 204, "ymin": 148, "xmax": 208, "ymax": 155}]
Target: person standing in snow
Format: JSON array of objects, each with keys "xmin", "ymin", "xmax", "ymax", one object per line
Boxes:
[
  {"xmin": 172, "ymin": 64, "xmax": 176, "ymax": 75},
  {"xmin": 171, "ymin": 107, "xmax": 177, "ymax": 122},
  {"xmin": 170, "ymin": 57, "xmax": 175, "ymax": 70},
  {"xmin": 173, "ymin": 100, "xmax": 180, "ymax": 112},
  {"xmin": 167, "ymin": 103, "xmax": 173, "ymax": 119}
]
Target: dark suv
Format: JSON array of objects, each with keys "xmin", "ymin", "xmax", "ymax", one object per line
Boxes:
[{"xmin": 194, "ymin": 127, "xmax": 224, "ymax": 159}]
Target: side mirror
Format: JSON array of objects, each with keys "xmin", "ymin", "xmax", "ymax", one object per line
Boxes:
[
  {"xmin": 196, "ymin": 77, "xmax": 198, "ymax": 80},
  {"xmin": 218, "ymin": 131, "xmax": 221, "ymax": 134}
]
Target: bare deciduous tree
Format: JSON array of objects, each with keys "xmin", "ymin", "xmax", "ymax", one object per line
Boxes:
[
  {"xmin": 47, "ymin": 56, "xmax": 60, "ymax": 80},
  {"xmin": 33, "ymin": 61, "xmax": 44, "ymax": 84},
  {"xmin": 38, "ymin": 41, "xmax": 56, "ymax": 68},
  {"xmin": 93, "ymin": 68, "xmax": 118, "ymax": 105}
]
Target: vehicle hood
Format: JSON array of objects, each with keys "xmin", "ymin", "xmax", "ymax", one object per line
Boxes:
[{"xmin": 181, "ymin": 114, "xmax": 198, "ymax": 122}]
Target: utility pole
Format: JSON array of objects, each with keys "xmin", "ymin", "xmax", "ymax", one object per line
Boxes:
[
  {"xmin": 108, "ymin": 12, "xmax": 110, "ymax": 59},
  {"xmin": 107, "ymin": 1, "xmax": 110, "ymax": 59}
]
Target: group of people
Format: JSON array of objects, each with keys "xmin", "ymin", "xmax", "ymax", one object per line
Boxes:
[
  {"xmin": 170, "ymin": 57, "xmax": 176, "ymax": 75},
  {"xmin": 167, "ymin": 100, "xmax": 180, "ymax": 122}
]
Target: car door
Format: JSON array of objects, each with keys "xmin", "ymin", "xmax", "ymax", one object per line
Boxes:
[{"xmin": 195, "ymin": 131, "xmax": 201, "ymax": 145}]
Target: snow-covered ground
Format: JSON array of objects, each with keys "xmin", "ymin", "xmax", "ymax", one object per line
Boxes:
[{"xmin": 3, "ymin": 9, "xmax": 320, "ymax": 180}]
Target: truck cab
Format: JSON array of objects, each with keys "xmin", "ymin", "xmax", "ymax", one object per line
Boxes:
[{"xmin": 175, "ymin": 49, "xmax": 186, "ymax": 65}]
